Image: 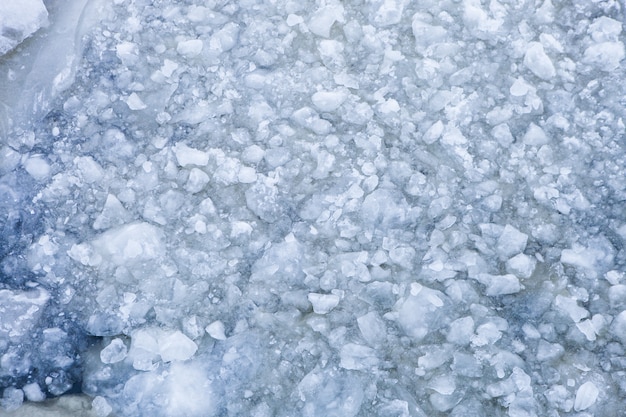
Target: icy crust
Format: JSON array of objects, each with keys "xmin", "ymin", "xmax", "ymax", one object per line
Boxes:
[{"xmin": 2, "ymin": 0, "xmax": 626, "ymax": 416}]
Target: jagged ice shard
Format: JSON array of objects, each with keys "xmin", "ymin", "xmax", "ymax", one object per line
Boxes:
[{"xmin": 1, "ymin": 0, "xmax": 626, "ymax": 416}]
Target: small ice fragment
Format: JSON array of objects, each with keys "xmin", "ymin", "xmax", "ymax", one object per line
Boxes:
[
  {"xmin": 506, "ymin": 253, "xmax": 536, "ymax": 279},
  {"xmin": 339, "ymin": 343, "xmax": 379, "ymax": 370},
  {"xmin": 173, "ymin": 143, "xmax": 209, "ymax": 167},
  {"xmin": 92, "ymin": 396, "xmax": 113, "ymax": 417},
  {"xmin": 177, "ymin": 39, "xmax": 203, "ymax": 57},
  {"xmin": 206, "ymin": 320, "xmax": 227, "ymax": 340},
  {"xmin": 574, "ymin": 381, "xmax": 599, "ymax": 411},
  {"xmin": 524, "ymin": 42, "xmax": 555, "ymax": 80},
  {"xmin": 23, "ymin": 156, "xmax": 51, "ymax": 181},
  {"xmin": 237, "ymin": 166, "xmax": 257, "ymax": 183},
  {"xmin": 447, "ymin": 316, "xmax": 474, "ymax": 345},
  {"xmin": 126, "ymin": 93, "xmax": 147, "ymax": 110},
  {"xmin": 22, "ymin": 383, "xmax": 45, "ymax": 402},
  {"xmin": 100, "ymin": 338, "xmax": 127, "ymax": 364},
  {"xmin": 311, "ymin": 90, "xmax": 348, "ymax": 112},
  {"xmin": 308, "ymin": 5, "xmax": 344, "ymax": 37},
  {"xmin": 308, "ymin": 293, "xmax": 340, "ymax": 314},
  {"xmin": 159, "ymin": 331, "xmax": 198, "ymax": 362},
  {"xmin": 185, "ymin": 168, "xmax": 210, "ymax": 194},
  {"xmin": 522, "ymin": 123, "xmax": 550, "ymax": 146},
  {"xmin": 554, "ymin": 295, "xmax": 588, "ymax": 323},
  {"xmin": 496, "ymin": 224, "xmax": 528, "ymax": 259}
]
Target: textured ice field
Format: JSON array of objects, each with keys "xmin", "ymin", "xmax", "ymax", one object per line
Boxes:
[{"xmin": 2, "ymin": 0, "xmax": 626, "ymax": 416}]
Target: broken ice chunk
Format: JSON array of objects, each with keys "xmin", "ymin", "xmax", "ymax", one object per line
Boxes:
[
  {"xmin": 522, "ymin": 123, "xmax": 550, "ymax": 146},
  {"xmin": 554, "ymin": 295, "xmax": 588, "ymax": 323},
  {"xmin": 447, "ymin": 316, "xmax": 474, "ymax": 345},
  {"xmin": 308, "ymin": 293, "xmax": 340, "ymax": 314},
  {"xmin": 206, "ymin": 320, "xmax": 227, "ymax": 340},
  {"xmin": 369, "ymin": 0, "xmax": 408, "ymax": 27},
  {"xmin": 94, "ymin": 194, "xmax": 131, "ymax": 230},
  {"xmin": 339, "ymin": 343, "xmax": 379, "ymax": 370},
  {"xmin": 308, "ymin": 5, "xmax": 344, "ymax": 38},
  {"xmin": 476, "ymin": 273, "xmax": 521, "ymax": 296},
  {"xmin": 583, "ymin": 41, "xmax": 625, "ymax": 71},
  {"xmin": 23, "ymin": 156, "xmax": 51, "ymax": 181},
  {"xmin": 357, "ymin": 311, "xmax": 386, "ymax": 346},
  {"xmin": 496, "ymin": 224, "xmax": 528, "ymax": 259},
  {"xmin": 185, "ymin": 168, "xmax": 210, "ymax": 194},
  {"xmin": 0, "ymin": 0, "xmax": 48, "ymax": 56},
  {"xmin": 0, "ymin": 288, "xmax": 49, "ymax": 340},
  {"xmin": 506, "ymin": 254, "xmax": 536, "ymax": 279},
  {"xmin": 574, "ymin": 381, "xmax": 598, "ymax": 411},
  {"xmin": 126, "ymin": 93, "xmax": 147, "ymax": 111},
  {"xmin": 91, "ymin": 222, "xmax": 165, "ymax": 266},
  {"xmin": 92, "ymin": 396, "xmax": 113, "ymax": 417},
  {"xmin": 100, "ymin": 338, "xmax": 127, "ymax": 364},
  {"xmin": 524, "ymin": 42, "xmax": 555, "ymax": 80},
  {"xmin": 396, "ymin": 285, "xmax": 448, "ymax": 341},
  {"xmin": 173, "ymin": 143, "xmax": 209, "ymax": 167},
  {"xmin": 176, "ymin": 39, "xmax": 203, "ymax": 57},
  {"xmin": 311, "ymin": 90, "xmax": 348, "ymax": 112},
  {"xmin": 159, "ymin": 331, "xmax": 198, "ymax": 362}
]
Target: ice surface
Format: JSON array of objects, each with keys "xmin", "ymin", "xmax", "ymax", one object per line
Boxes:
[{"xmin": 3, "ymin": 0, "xmax": 626, "ymax": 415}]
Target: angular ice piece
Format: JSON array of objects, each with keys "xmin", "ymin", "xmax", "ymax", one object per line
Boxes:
[
  {"xmin": 506, "ymin": 254, "xmax": 536, "ymax": 279},
  {"xmin": 22, "ymin": 383, "xmax": 45, "ymax": 402},
  {"xmin": 177, "ymin": 39, "xmax": 203, "ymax": 57},
  {"xmin": 126, "ymin": 93, "xmax": 147, "ymax": 110},
  {"xmin": 574, "ymin": 381, "xmax": 598, "ymax": 411},
  {"xmin": 308, "ymin": 293, "xmax": 340, "ymax": 314},
  {"xmin": 611, "ymin": 311, "xmax": 626, "ymax": 343},
  {"xmin": 428, "ymin": 375, "xmax": 456, "ymax": 395},
  {"xmin": 100, "ymin": 338, "xmax": 127, "ymax": 364},
  {"xmin": 173, "ymin": 143, "xmax": 209, "ymax": 167},
  {"xmin": 554, "ymin": 295, "xmax": 588, "ymax": 323},
  {"xmin": 0, "ymin": 288, "xmax": 49, "ymax": 340},
  {"xmin": 206, "ymin": 320, "xmax": 227, "ymax": 340},
  {"xmin": 92, "ymin": 396, "xmax": 113, "ymax": 417},
  {"xmin": 0, "ymin": 0, "xmax": 48, "ymax": 55},
  {"xmin": 0, "ymin": 387, "xmax": 23, "ymax": 412},
  {"xmin": 589, "ymin": 17, "xmax": 622, "ymax": 42},
  {"xmin": 536, "ymin": 340, "xmax": 564, "ymax": 362},
  {"xmin": 369, "ymin": 0, "xmax": 408, "ymax": 27},
  {"xmin": 94, "ymin": 194, "xmax": 130, "ymax": 230},
  {"xmin": 339, "ymin": 343, "xmax": 379, "ymax": 370},
  {"xmin": 74, "ymin": 156, "xmax": 104, "ymax": 183},
  {"xmin": 524, "ymin": 42, "xmax": 555, "ymax": 80},
  {"xmin": 583, "ymin": 41, "xmax": 625, "ymax": 71},
  {"xmin": 447, "ymin": 316, "xmax": 474, "ymax": 345},
  {"xmin": 496, "ymin": 225, "xmax": 528, "ymax": 259},
  {"xmin": 308, "ymin": 5, "xmax": 344, "ymax": 37},
  {"xmin": 522, "ymin": 123, "xmax": 550, "ymax": 146},
  {"xmin": 185, "ymin": 168, "xmax": 210, "ymax": 194},
  {"xmin": 396, "ymin": 285, "xmax": 448, "ymax": 341},
  {"xmin": 475, "ymin": 273, "xmax": 521, "ymax": 296},
  {"xmin": 357, "ymin": 311, "xmax": 386, "ymax": 346},
  {"xmin": 159, "ymin": 331, "xmax": 198, "ymax": 362},
  {"xmin": 311, "ymin": 90, "xmax": 348, "ymax": 112},
  {"xmin": 208, "ymin": 23, "xmax": 239, "ymax": 54},
  {"xmin": 292, "ymin": 106, "xmax": 332, "ymax": 135},
  {"xmin": 23, "ymin": 156, "xmax": 50, "ymax": 181},
  {"xmin": 91, "ymin": 222, "xmax": 165, "ymax": 266}
]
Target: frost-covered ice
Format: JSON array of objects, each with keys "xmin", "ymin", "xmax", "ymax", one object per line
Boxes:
[{"xmin": 2, "ymin": 0, "xmax": 626, "ymax": 416}]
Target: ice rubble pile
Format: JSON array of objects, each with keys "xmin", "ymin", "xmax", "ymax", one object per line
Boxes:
[
  {"xmin": 2, "ymin": 0, "xmax": 626, "ymax": 416},
  {"xmin": 0, "ymin": 0, "xmax": 48, "ymax": 56}
]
